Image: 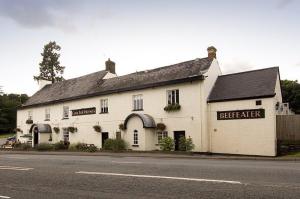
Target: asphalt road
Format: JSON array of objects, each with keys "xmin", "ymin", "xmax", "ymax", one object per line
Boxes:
[{"xmin": 0, "ymin": 154, "xmax": 299, "ymax": 199}]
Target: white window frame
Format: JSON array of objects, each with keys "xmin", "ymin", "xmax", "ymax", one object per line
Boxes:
[
  {"xmin": 133, "ymin": 94, "xmax": 143, "ymax": 111},
  {"xmin": 63, "ymin": 128, "xmax": 69, "ymax": 142},
  {"xmin": 157, "ymin": 131, "xmax": 168, "ymax": 144},
  {"xmin": 100, "ymin": 99, "xmax": 109, "ymax": 113},
  {"xmin": 133, "ymin": 130, "xmax": 138, "ymax": 145},
  {"xmin": 63, "ymin": 106, "xmax": 69, "ymax": 119},
  {"xmin": 167, "ymin": 89, "xmax": 179, "ymax": 105},
  {"xmin": 45, "ymin": 108, "xmax": 50, "ymax": 120},
  {"xmin": 28, "ymin": 110, "xmax": 33, "ymax": 120}
]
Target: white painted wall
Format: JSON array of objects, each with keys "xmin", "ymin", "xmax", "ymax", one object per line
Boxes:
[
  {"xmin": 207, "ymin": 74, "xmax": 282, "ymax": 156},
  {"xmin": 17, "ymin": 80, "xmax": 205, "ymax": 150}
]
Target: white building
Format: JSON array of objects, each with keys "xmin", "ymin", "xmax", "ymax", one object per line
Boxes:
[{"xmin": 17, "ymin": 47, "xmax": 283, "ymax": 156}]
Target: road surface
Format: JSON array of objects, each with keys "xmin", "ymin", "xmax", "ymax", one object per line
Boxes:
[{"xmin": 0, "ymin": 154, "xmax": 299, "ymax": 198}]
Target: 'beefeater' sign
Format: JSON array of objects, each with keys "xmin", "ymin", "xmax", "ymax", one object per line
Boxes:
[{"xmin": 217, "ymin": 109, "xmax": 265, "ymax": 120}]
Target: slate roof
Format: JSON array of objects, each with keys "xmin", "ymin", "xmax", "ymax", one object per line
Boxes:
[
  {"xmin": 208, "ymin": 67, "xmax": 279, "ymax": 102},
  {"xmin": 22, "ymin": 57, "xmax": 212, "ymax": 108},
  {"xmin": 124, "ymin": 113, "xmax": 156, "ymax": 129}
]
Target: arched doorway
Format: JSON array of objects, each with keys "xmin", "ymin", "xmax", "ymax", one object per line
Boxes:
[{"xmin": 33, "ymin": 126, "xmax": 39, "ymax": 146}]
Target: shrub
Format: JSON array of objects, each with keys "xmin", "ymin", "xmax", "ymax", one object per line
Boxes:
[
  {"xmin": 93, "ymin": 125, "xmax": 101, "ymax": 133},
  {"xmin": 68, "ymin": 127, "xmax": 77, "ymax": 133},
  {"xmin": 160, "ymin": 137, "xmax": 174, "ymax": 151},
  {"xmin": 164, "ymin": 103, "xmax": 181, "ymax": 112},
  {"xmin": 53, "ymin": 141, "xmax": 69, "ymax": 150},
  {"xmin": 53, "ymin": 127, "xmax": 60, "ymax": 133},
  {"xmin": 103, "ymin": 138, "xmax": 126, "ymax": 151},
  {"xmin": 13, "ymin": 142, "xmax": 31, "ymax": 150},
  {"xmin": 156, "ymin": 123, "xmax": 166, "ymax": 131},
  {"xmin": 35, "ymin": 143, "xmax": 54, "ymax": 151},
  {"xmin": 119, "ymin": 123, "xmax": 125, "ymax": 131},
  {"xmin": 68, "ymin": 142, "xmax": 98, "ymax": 152},
  {"xmin": 178, "ymin": 136, "xmax": 195, "ymax": 151}
]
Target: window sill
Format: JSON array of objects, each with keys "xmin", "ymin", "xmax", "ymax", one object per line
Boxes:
[
  {"xmin": 132, "ymin": 109, "xmax": 143, "ymax": 112},
  {"xmin": 99, "ymin": 112, "xmax": 109, "ymax": 114},
  {"xmin": 44, "ymin": 119, "xmax": 50, "ymax": 121},
  {"xmin": 155, "ymin": 144, "xmax": 160, "ymax": 146},
  {"xmin": 132, "ymin": 145, "xmax": 139, "ymax": 147},
  {"xmin": 62, "ymin": 118, "xmax": 69, "ymax": 120}
]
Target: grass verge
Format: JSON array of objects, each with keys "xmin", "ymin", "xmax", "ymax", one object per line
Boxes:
[{"xmin": 0, "ymin": 133, "xmax": 15, "ymax": 139}]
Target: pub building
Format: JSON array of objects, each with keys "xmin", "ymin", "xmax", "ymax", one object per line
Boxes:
[{"xmin": 17, "ymin": 47, "xmax": 283, "ymax": 156}]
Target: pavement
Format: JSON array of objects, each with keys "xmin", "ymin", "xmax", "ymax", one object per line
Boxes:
[
  {"xmin": 0, "ymin": 153, "xmax": 299, "ymax": 198},
  {"xmin": 0, "ymin": 150, "xmax": 299, "ymax": 161},
  {"xmin": 0, "ymin": 139, "xmax": 6, "ymax": 146}
]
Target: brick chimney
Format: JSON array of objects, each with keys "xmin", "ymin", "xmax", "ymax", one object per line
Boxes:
[
  {"xmin": 207, "ymin": 46, "xmax": 217, "ymax": 60},
  {"xmin": 105, "ymin": 58, "xmax": 116, "ymax": 74}
]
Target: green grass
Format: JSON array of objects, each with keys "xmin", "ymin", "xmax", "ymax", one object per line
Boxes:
[
  {"xmin": 286, "ymin": 151, "xmax": 300, "ymax": 157},
  {"xmin": 0, "ymin": 133, "xmax": 15, "ymax": 139}
]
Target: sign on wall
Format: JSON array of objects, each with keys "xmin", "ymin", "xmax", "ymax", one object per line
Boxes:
[
  {"xmin": 72, "ymin": 107, "xmax": 96, "ymax": 116},
  {"xmin": 217, "ymin": 109, "xmax": 265, "ymax": 120}
]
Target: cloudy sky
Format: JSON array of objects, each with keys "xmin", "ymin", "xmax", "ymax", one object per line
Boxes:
[{"xmin": 0, "ymin": 0, "xmax": 299, "ymax": 95}]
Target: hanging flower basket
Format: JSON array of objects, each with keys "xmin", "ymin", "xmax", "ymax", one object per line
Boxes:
[
  {"xmin": 93, "ymin": 125, "xmax": 102, "ymax": 133},
  {"xmin": 119, "ymin": 123, "xmax": 125, "ymax": 131},
  {"xmin": 68, "ymin": 127, "xmax": 77, "ymax": 133},
  {"xmin": 26, "ymin": 119, "xmax": 33, "ymax": 124},
  {"xmin": 156, "ymin": 123, "xmax": 166, "ymax": 131},
  {"xmin": 53, "ymin": 127, "xmax": 60, "ymax": 134}
]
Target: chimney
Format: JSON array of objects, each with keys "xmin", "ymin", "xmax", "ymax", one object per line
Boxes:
[
  {"xmin": 105, "ymin": 58, "xmax": 116, "ymax": 74},
  {"xmin": 207, "ymin": 46, "xmax": 217, "ymax": 60}
]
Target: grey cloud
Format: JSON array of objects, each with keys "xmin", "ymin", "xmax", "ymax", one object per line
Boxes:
[
  {"xmin": 277, "ymin": 0, "xmax": 293, "ymax": 9},
  {"xmin": 0, "ymin": 0, "xmax": 82, "ymax": 31}
]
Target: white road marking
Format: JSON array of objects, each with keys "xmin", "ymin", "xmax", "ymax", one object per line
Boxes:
[
  {"xmin": 76, "ymin": 171, "xmax": 242, "ymax": 184},
  {"xmin": 111, "ymin": 161, "xmax": 142, "ymax": 164},
  {"xmin": 0, "ymin": 195, "xmax": 11, "ymax": 199},
  {"xmin": 0, "ymin": 165, "xmax": 33, "ymax": 171}
]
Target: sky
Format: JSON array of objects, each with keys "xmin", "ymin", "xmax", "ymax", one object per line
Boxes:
[{"xmin": 0, "ymin": 0, "xmax": 299, "ymax": 95}]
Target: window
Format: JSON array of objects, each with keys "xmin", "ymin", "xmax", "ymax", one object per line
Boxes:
[
  {"xmin": 45, "ymin": 108, "xmax": 50, "ymax": 121},
  {"xmin": 133, "ymin": 130, "xmax": 138, "ymax": 145},
  {"xmin": 256, "ymin": 100, "xmax": 262, "ymax": 106},
  {"xmin": 167, "ymin": 89, "xmax": 179, "ymax": 105},
  {"xmin": 100, "ymin": 99, "xmax": 108, "ymax": 113},
  {"xmin": 28, "ymin": 111, "xmax": 32, "ymax": 120},
  {"xmin": 157, "ymin": 131, "xmax": 168, "ymax": 143},
  {"xmin": 63, "ymin": 128, "xmax": 69, "ymax": 142},
  {"xmin": 133, "ymin": 94, "xmax": 143, "ymax": 111},
  {"xmin": 63, "ymin": 106, "xmax": 69, "ymax": 119}
]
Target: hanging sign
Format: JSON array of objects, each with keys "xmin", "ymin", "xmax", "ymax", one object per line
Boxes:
[
  {"xmin": 72, "ymin": 107, "xmax": 96, "ymax": 116},
  {"xmin": 217, "ymin": 109, "xmax": 265, "ymax": 120}
]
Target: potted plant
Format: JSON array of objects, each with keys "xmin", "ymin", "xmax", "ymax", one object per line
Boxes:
[{"xmin": 93, "ymin": 125, "xmax": 102, "ymax": 133}]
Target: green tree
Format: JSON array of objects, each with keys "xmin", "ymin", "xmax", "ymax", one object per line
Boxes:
[
  {"xmin": 281, "ymin": 80, "xmax": 300, "ymax": 114},
  {"xmin": 34, "ymin": 41, "xmax": 65, "ymax": 83},
  {"xmin": 0, "ymin": 93, "xmax": 29, "ymax": 134}
]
